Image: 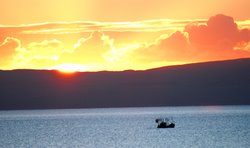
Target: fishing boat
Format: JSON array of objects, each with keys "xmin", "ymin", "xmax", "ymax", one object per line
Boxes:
[{"xmin": 155, "ymin": 117, "xmax": 175, "ymax": 128}]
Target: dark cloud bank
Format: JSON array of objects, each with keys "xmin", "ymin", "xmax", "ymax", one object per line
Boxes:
[{"xmin": 0, "ymin": 58, "xmax": 250, "ymax": 110}]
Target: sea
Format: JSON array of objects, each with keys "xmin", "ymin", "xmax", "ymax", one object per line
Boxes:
[{"xmin": 0, "ymin": 106, "xmax": 250, "ymax": 148}]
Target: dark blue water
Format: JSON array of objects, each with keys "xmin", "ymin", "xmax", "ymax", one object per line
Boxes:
[{"xmin": 0, "ymin": 106, "xmax": 250, "ymax": 148}]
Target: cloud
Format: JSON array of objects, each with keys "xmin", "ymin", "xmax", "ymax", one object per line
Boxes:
[
  {"xmin": 128, "ymin": 14, "xmax": 250, "ymax": 65},
  {"xmin": 23, "ymin": 39, "xmax": 64, "ymax": 60},
  {"xmin": 28, "ymin": 39, "xmax": 63, "ymax": 49},
  {"xmin": 2, "ymin": 19, "xmax": 205, "ymax": 35},
  {"xmin": 185, "ymin": 14, "xmax": 250, "ymax": 52},
  {"xmin": 0, "ymin": 37, "xmax": 21, "ymax": 66},
  {"xmin": 0, "ymin": 29, "xmax": 8, "ymax": 43},
  {"xmin": 239, "ymin": 28, "xmax": 250, "ymax": 42},
  {"xmin": 60, "ymin": 31, "xmax": 114, "ymax": 64},
  {"xmin": 125, "ymin": 31, "xmax": 193, "ymax": 67},
  {"xmin": 156, "ymin": 31, "xmax": 190, "ymax": 60},
  {"xmin": 11, "ymin": 39, "xmax": 66, "ymax": 69}
]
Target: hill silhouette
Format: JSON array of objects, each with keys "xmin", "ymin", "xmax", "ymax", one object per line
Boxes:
[{"xmin": 0, "ymin": 58, "xmax": 250, "ymax": 110}]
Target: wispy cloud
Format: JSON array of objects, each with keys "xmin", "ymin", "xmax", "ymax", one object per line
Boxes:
[{"xmin": 0, "ymin": 19, "xmax": 207, "ymax": 35}]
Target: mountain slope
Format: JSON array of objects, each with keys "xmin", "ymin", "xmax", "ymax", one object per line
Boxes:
[{"xmin": 0, "ymin": 58, "xmax": 250, "ymax": 110}]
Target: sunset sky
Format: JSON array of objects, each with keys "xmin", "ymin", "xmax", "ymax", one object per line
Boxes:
[{"xmin": 0, "ymin": 0, "xmax": 249, "ymax": 71}]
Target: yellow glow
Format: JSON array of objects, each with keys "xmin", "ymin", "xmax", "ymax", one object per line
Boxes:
[
  {"xmin": 50, "ymin": 64, "xmax": 86, "ymax": 73},
  {"xmin": 1, "ymin": 0, "xmax": 249, "ymax": 25}
]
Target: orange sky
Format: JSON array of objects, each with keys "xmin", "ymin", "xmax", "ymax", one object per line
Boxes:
[{"xmin": 0, "ymin": 0, "xmax": 249, "ymax": 71}]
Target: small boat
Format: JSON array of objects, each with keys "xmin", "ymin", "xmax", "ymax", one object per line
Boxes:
[{"xmin": 155, "ymin": 117, "xmax": 175, "ymax": 128}]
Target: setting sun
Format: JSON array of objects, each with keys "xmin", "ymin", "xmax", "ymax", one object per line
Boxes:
[{"xmin": 51, "ymin": 64, "xmax": 86, "ymax": 73}]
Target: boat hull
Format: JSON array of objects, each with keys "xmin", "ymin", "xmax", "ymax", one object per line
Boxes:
[{"xmin": 157, "ymin": 123, "xmax": 175, "ymax": 128}]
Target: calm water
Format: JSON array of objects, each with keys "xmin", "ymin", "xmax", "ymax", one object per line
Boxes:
[{"xmin": 0, "ymin": 106, "xmax": 250, "ymax": 148}]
